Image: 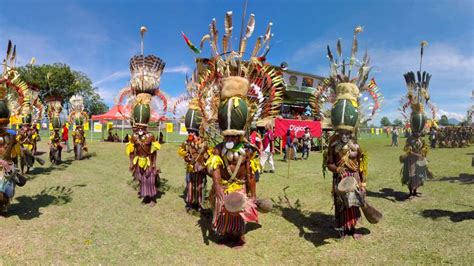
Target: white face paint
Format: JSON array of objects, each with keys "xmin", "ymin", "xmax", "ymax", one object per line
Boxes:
[
  {"xmin": 138, "ymin": 129, "xmax": 144, "ymax": 136},
  {"xmin": 225, "ymin": 141, "xmax": 235, "ymax": 149}
]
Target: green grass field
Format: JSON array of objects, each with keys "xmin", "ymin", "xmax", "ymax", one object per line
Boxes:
[{"xmin": 1, "ymin": 137, "xmax": 473, "ymax": 264}]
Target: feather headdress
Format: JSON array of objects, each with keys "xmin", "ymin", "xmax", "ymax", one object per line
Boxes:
[
  {"xmin": 400, "ymin": 41, "xmax": 434, "ymax": 132},
  {"xmin": 68, "ymin": 95, "xmax": 88, "ymax": 125},
  {"xmin": 312, "ymin": 26, "xmax": 383, "ymax": 124},
  {"xmin": 0, "ymin": 40, "xmax": 28, "ymax": 126},
  {"xmin": 184, "ymin": 11, "xmax": 283, "ymax": 140},
  {"xmin": 115, "ymin": 26, "xmax": 169, "ymax": 126}
]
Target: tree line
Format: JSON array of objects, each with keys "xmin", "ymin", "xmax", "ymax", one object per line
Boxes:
[
  {"xmin": 379, "ymin": 115, "xmax": 468, "ymax": 127},
  {"xmin": 17, "ymin": 63, "xmax": 108, "ymax": 115}
]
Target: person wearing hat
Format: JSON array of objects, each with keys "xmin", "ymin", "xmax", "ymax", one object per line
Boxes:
[
  {"xmin": 322, "ymin": 27, "xmax": 376, "ymax": 239},
  {"xmin": 206, "ymin": 76, "xmax": 260, "ymax": 247},
  {"xmin": 301, "ymin": 127, "xmax": 312, "ymax": 160},
  {"xmin": 123, "ymin": 34, "xmax": 165, "ymax": 206},
  {"xmin": 327, "ymin": 83, "xmax": 367, "ymax": 240},
  {"xmin": 0, "ymin": 41, "xmax": 28, "ymax": 215},
  {"xmin": 16, "ymin": 85, "xmax": 45, "ymax": 172},
  {"xmin": 400, "ymin": 42, "xmax": 434, "ymax": 199},
  {"xmin": 178, "ymin": 100, "xmax": 209, "ymax": 212},
  {"xmin": 69, "ymin": 95, "xmax": 89, "ymax": 160},
  {"xmin": 46, "ymin": 96, "xmax": 64, "ymax": 165},
  {"xmin": 187, "ymin": 12, "xmax": 282, "ymax": 247}
]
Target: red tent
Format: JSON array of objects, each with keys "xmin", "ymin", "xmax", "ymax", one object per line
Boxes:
[{"xmin": 91, "ymin": 105, "xmax": 167, "ymax": 122}]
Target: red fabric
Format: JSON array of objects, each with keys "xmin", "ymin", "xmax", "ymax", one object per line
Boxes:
[
  {"xmin": 274, "ymin": 118, "xmax": 322, "ymax": 138},
  {"xmin": 91, "ymin": 105, "xmax": 165, "ymax": 121},
  {"xmin": 262, "ymin": 130, "xmax": 274, "ymax": 150},
  {"xmin": 62, "ymin": 126, "xmax": 68, "ymax": 141},
  {"xmin": 250, "ymin": 131, "xmax": 257, "ymax": 145}
]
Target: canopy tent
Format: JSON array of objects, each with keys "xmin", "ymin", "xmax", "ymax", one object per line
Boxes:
[
  {"xmin": 91, "ymin": 105, "xmax": 167, "ymax": 122},
  {"xmin": 91, "ymin": 105, "xmax": 168, "ymax": 143}
]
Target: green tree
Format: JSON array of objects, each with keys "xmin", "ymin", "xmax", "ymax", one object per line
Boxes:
[
  {"xmin": 439, "ymin": 115, "xmax": 449, "ymax": 126},
  {"xmin": 84, "ymin": 90, "xmax": 109, "ymax": 115},
  {"xmin": 17, "ymin": 63, "xmax": 108, "ymax": 115},
  {"xmin": 392, "ymin": 119, "xmax": 403, "ymax": 127},
  {"xmin": 380, "ymin": 116, "xmax": 391, "ymax": 127}
]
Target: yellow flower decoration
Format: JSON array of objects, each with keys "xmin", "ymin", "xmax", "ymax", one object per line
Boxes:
[
  {"xmin": 151, "ymin": 141, "xmax": 161, "ymax": 153},
  {"xmin": 220, "ymin": 179, "xmax": 244, "ymax": 194},
  {"xmin": 250, "ymin": 157, "xmax": 261, "ymax": 174},
  {"xmin": 133, "ymin": 156, "xmax": 150, "ymax": 169},
  {"xmin": 205, "ymin": 154, "xmax": 223, "ymax": 170},
  {"xmin": 359, "ymin": 151, "xmax": 369, "ymax": 178},
  {"xmin": 125, "ymin": 141, "xmax": 134, "ymax": 155},
  {"xmin": 178, "ymin": 147, "xmax": 187, "ymax": 158}
]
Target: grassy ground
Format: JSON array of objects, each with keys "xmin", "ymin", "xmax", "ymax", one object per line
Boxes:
[{"xmin": 1, "ymin": 137, "xmax": 473, "ymax": 264}]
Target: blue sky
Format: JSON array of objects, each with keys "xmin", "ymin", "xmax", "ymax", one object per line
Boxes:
[{"xmin": 1, "ymin": 0, "xmax": 473, "ymax": 123}]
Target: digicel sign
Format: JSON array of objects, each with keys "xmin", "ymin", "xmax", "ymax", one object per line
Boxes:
[{"xmin": 274, "ymin": 118, "xmax": 322, "ymax": 138}]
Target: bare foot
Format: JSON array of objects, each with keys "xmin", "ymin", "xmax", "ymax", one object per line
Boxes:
[{"xmin": 352, "ymin": 233, "xmax": 363, "ymax": 240}]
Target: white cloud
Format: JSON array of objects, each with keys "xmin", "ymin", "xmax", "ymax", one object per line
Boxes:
[
  {"xmin": 164, "ymin": 65, "xmax": 192, "ymax": 74},
  {"xmin": 93, "ymin": 71, "xmax": 129, "ymax": 87},
  {"xmin": 369, "ymin": 42, "xmax": 474, "ymax": 85},
  {"xmin": 437, "ymin": 109, "xmax": 466, "ymax": 121}
]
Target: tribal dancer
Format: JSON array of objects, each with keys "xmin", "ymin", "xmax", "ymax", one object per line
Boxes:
[
  {"xmin": 121, "ymin": 27, "xmax": 166, "ymax": 206},
  {"xmin": 0, "ymin": 40, "xmax": 27, "ymax": 214},
  {"xmin": 317, "ymin": 27, "xmax": 383, "ymax": 239},
  {"xmin": 400, "ymin": 41, "xmax": 434, "ymax": 199},
  {"xmin": 46, "ymin": 96, "xmax": 63, "ymax": 165},
  {"xmin": 183, "ymin": 11, "xmax": 284, "ymax": 246},
  {"xmin": 69, "ymin": 95, "xmax": 88, "ymax": 160},
  {"xmin": 16, "ymin": 84, "xmax": 44, "ymax": 173},
  {"xmin": 178, "ymin": 99, "xmax": 209, "ymax": 212}
]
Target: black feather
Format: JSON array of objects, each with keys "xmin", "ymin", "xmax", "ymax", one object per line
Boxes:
[{"xmin": 6, "ymin": 40, "xmax": 12, "ymax": 59}]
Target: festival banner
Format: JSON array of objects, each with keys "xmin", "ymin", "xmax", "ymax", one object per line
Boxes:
[
  {"xmin": 274, "ymin": 118, "xmax": 322, "ymax": 139},
  {"xmin": 179, "ymin": 123, "xmax": 187, "ymax": 135},
  {"xmin": 166, "ymin": 123, "xmax": 174, "ymax": 133},
  {"xmin": 93, "ymin": 122, "xmax": 102, "ymax": 133},
  {"xmin": 84, "ymin": 122, "xmax": 90, "ymax": 131}
]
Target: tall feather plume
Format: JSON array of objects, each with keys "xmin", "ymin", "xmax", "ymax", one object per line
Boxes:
[
  {"xmin": 209, "ymin": 19, "xmax": 219, "ymax": 56},
  {"xmin": 327, "ymin": 45, "xmax": 337, "ymax": 77},
  {"xmin": 348, "ymin": 25, "xmax": 363, "ymax": 79},
  {"xmin": 336, "ymin": 39, "xmax": 342, "ymax": 57},
  {"xmin": 10, "ymin": 45, "xmax": 16, "ymax": 66},
  {"xmin": 263, "ymin": 22, "xmax": 272, "ymax": 43},
  {"xmin": 223, "ymin": 11, "xmax": 233, "ymax": 54},
  {"xmin": 251, "ymin": 36, "xmax": 263, "ymax": 57},
  {"xmin": 200, "ymin": 34, "xmax": 211, "ymax": 51},
  {"xmin": 6, "ymin": 40, "xmax": 12, "ymax": 61},
  {"xmin": 239, "ymin": 14, "xmax": 255, "ymax": 56}
]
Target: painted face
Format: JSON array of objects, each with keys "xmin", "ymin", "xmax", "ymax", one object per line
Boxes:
[
  {"xmin": 187, "ymin": 131, "xmax": 196, "ymax": 141},
  {"xmin": 339, "ymin": 130, "xmax": 352, "ymax": 144},
  {"xmin": 138, "ymin": 128, "xmax": 145, "ymax": 136},
  {"xmin": 224, "ymin": 135, "xmax": 240, "ymax": 149}
]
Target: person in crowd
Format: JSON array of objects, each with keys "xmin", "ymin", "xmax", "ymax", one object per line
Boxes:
[
  {"xmin": 391, "ymin": 126, "xmax": 399, "ymax": 146},
  {"xmin": 260, "ymin": 124, "xmax": 275, "ymax": 173},
  {"xmin": 301, "ymin": 127, "xmax": 311, "ymax": 159}
]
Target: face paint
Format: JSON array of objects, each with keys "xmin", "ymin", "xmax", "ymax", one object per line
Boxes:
[{"xmin": 340, "ymin": 131, "xmax": 351, "ymax": 143}]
